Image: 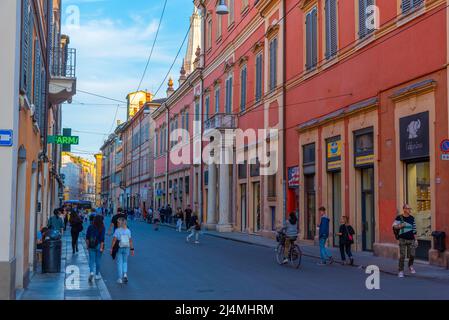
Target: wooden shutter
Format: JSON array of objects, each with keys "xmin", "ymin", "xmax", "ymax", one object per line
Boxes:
[
  {"xmin": 402, "ymin": 0, "xmax": 412, "ymax": 13},
  {"xmin": 34, "ymin": 39, "xmax": 42, "ymax": 127},
  {"xmin": 358, "ymin": 0, "xmax": 367, "ymax": 38},
  {"xmin": 256, "ymin": 54, "xmax": 262, "ymax": 102},
  {"xmin": 206, "ymin": 96, "xmax": 210, "ymax": 119},
  {"xmin": 311, "ymin": 8, "xmax": 317, "ymax": 68},
  {"xmin": 329, "ymin": 0, "xmax": 337, "ymax": 57},
  {"xmin": 273, "ymin": 38, "xmax": 277, "ymax": 89},
  {"xmin": 215, "ymin": 88, "xmax": 220, "ymax": 113},
  {"xmin": 305, "ymin": 11, "xmax": 312, "ymax": 70},
  {"xmin": 240, "ymin": 67, "xmax": 247, "ymax": 111}
]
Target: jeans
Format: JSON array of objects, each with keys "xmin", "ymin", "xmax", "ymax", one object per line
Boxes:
[
  {"xmin": 71, "ymin": 231, "xmax": 80, "ymax": 253},
  {"xmin": 187, "ymin": 229, "xmax": 199, "ymax": 242},
  {"xmin": 319, "ymin": 237, "xmax": 332, "ymax": 262},
  {"xmin": 117, "ymin": 247, "xmax": 130, "ymax": 279},
  {"xmin": 339, "ymin": 243, "xmax": 353, "ymax": 261},
  {"xmin": 88, "ymin": 246, "xmax": 102, "ymax": 275},
  {"xmin": 399, "ymin": 238, "xmax": 416, "ymax": 272}
]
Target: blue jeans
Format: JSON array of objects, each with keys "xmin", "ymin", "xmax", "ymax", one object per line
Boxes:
[
  {"xmin": 88, "ymin": 246, "xmax": 102, "ymax": 275},
  {"xmin": 117, "ymin": 247, "xmax": 130, "ymax": 279},
  {"xmin": 319, "ymin": 238, "xmax": 332, "ymax": 262}
]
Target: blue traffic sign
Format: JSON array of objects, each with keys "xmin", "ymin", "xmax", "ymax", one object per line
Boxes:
[
  {"xmin": 0, "ymin": 130, "xmax": 13, "ymax": 147},
  {"xmin": 441, "ymin": 139, "xmax": 449, "ymax": 154}
]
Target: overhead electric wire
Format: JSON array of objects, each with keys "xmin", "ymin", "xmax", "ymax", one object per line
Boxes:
[{"xmin": 130, "ymin": 0, "xmax": 169, "ymax": 105}]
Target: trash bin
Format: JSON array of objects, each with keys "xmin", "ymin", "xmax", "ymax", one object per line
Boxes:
[
  {"xmin": 431, "ymin": 231, "xmax": 446, "ymax": 253},
  {"xmin": 42, "ymin": 231, "xmax": 62, "ymax": 273}
]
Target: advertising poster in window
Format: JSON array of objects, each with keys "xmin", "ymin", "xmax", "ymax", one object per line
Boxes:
[{"xmin": 400, "ymin": 111, "xmax": 429, "ymax": 160}]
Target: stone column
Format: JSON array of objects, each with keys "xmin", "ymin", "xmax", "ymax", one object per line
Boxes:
[
  {"xmin": 217, "ymin": 162, "xmax": 232, "ymax": 232},
  {"xmin": 206, "ymin": 163, "xmax": 217, "ymax": 229}
]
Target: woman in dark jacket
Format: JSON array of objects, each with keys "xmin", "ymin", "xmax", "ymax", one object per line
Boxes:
[
  {"xmin": 70, "ymin": 211, "xmax": 83, "ymax": 254},
  {"xmin": 337, "ymin": 216, "xmax": 355, "ymax": 265}
]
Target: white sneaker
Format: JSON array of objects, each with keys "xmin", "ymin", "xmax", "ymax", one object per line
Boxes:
[
  {"xmin": 117, "ymin": 278, "xmax": 123, "ymax": 284},
  {"xmin": 409, "ymin": 267, "xmax": 416, "ymax": 274},
  {"xmin": 398, "ymin": 271, "xmax": 404, "ymax": 278},
  {"xmin": 89, "ymin": 272, "xmax": 94, "ymax": 282},
  {"xmin": 95, "ymin": 274, "xmax": 102, "ymax": 280},
  {"xmin": 194, "ymin": 241, "xmax": 200, "ymax": 244}
]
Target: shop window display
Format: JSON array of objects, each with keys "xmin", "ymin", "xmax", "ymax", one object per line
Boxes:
[{"xmin": 406, "ymin": 162, "xmax": 431, "ymax": 241}]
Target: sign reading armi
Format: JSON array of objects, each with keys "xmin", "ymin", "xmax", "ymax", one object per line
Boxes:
[{"xmin": 48, "ymin": 135, "xmax": 79, "ymax": 145}]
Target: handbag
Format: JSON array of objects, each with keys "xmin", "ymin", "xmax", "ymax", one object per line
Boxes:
[{"xmin": 346, "ymin": 225, "xmax": 354, "ymax": 243}]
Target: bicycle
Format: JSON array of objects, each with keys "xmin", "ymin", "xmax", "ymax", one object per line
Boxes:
[{"xmin": 275, "ymin": 231, "xmax": 302, "ymax": 269}]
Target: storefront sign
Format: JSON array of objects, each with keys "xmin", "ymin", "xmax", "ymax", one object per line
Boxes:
[
  {"xmin": 400, "ymin": 112, "xmax": 429, "ymax": 160},
  {"xmin": 0, "ymin": 130, "xmax": 13, "ymax": 147},
  {"xmin": 288, "ymin": 167, "xmax": 300, "ymax": 188},
  {"xmin": 327, "ymin": 137, "xmax": 342, "ymax": 171},
  {"xmin": 48, "ymin": 135, "xmax": 79, "ymax": 145},
  {"xmin": 355, "ymin": 154, "xmax": 375, "ymax": 166}
]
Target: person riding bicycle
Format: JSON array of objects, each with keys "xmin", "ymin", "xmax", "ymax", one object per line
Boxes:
[{"xmin": 281, "ymin": 212, "xmax": 299, "ymax": 264}]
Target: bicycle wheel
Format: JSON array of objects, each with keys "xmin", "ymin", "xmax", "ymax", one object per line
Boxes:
[
  {"xmin": 275, "ymin": 244, "xmax": 285, "ymax": 265},
  {"xmin": 289, "ymin": 245, "xmax": 302, "ymax": 269}
]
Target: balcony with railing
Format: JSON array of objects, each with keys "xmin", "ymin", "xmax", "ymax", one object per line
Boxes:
[
  {"xmin": 204, "ymin": 113, "xmax": 237, "ymax": 131},
  {"xmin": 48, "ymin": 43, "xmax": 77, "ymax": 105}
]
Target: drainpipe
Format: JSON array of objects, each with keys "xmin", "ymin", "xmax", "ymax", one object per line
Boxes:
[
  {"xmin": 198, "ymin": 0, "xmax": 206, "ymax": 224},
  {"xmin": 282, "ymin": 0, "xmax": 287, "ymax": 219}
]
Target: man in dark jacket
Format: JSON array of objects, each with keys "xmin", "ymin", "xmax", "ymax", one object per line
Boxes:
[
  {"xmin": 185, "ymin": 205, "xmax": 192, "ymax": 229},
  {"xmin": 317, "ymin": 207, "xmax": 334, "ymax": 265}
]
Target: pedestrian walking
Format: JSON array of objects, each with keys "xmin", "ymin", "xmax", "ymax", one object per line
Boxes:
[
  {"xmin": 111, "ymin": 218, "xmax": 134, "ymax": 284},
  {"xmin": 186, "ymin": 214, "xmax": 201, "ymax": 244},
  {"xmin": 166, "ymin": 204, "xmax": 173, "ymax": 224},
  {"xmin": 48, "ymin": 208, "xmax": 65, "ymax": 235},
  {"xmin": 281, "ymin": 213, "xmax": 299, "ymax": 264},
  {"xmin": 176, "ymin": 208, "xmax": 183, "ymax": 232},
  {"xmin": 160, "ymin": 206, "xmax": 166, "ymax": 224},
  {"xmin": 153, "ymin": 209, "xmax": 161, "ymax": 231},
  {"xmin": 86, "ymin": 215, "xmax": 105, "ymax": 282},
  {"xmin": 317, "ymin": 207, "xmax": 334, "ymax": 266},
  {"xmin": 108, "ymin": 208, "xmax": 127, "ymax": 235},
  {"xmin": 336, "ymin": 216, "xmax": 355, "ymax": 266},
  {"xmin": 69, "ymin": 212, "xmax": 83, "ymax": 255},
  {"xmin": 184, "ymin": 205, "xmax": 192, "ymax": 230},
  {"xmin": 393, "ymin": 204, "xmax": 418, "ymax": 278}
]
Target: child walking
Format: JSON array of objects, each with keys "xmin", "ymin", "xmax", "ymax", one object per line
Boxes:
[{"xmin": 337, "ymin": 216, "xmax": 355, "ymax": 265}]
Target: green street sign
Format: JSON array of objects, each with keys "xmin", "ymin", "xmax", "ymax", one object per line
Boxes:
[{"xmin": 48, "ymin": 135, "xmax": 79, "ymax": 145}]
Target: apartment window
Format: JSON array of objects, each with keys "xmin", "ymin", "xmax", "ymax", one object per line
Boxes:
[
  {"xmin": 255, "ymin": 53, "xmax": 263, "ymax": 102},
  {"xmin": 402, "ymin": 0, "xmax": 424, "ymax": 14},
  {"xmin": 21, "ymin": 0, "xmax": 33, "ymax": 100},
  {"xmin": 217, "ymin": 14, "xmax": 222, "ymax": 39},
  {"xmin": 225, "ymin": 75, "xmax": 233, "ymax": 114},
  {"xmin": 238, "ymin": 161, "xmax": 248, "ymax": 179},
  {"xmin": 155, "ymin": 130, "xmax": 158, "ymax": 157},
  {"xmin": 207, "ymin": 18, "xmax": 212, "ymax": 49},
  {"xmin": 268, "ymin": 174, "xmax": 277, "ymax": 198},
  {"xmin": 215, "ymin": 87, "xmax": 220, "ymax": 113},
  {"xmin": 358, "ymin": 0, "xmax": 374, "ymax": 39},
  {"xmin": 185, "ymin": 111, "xmax": 189, "ymax": 132},
  {"xmin": 325, "ymin": 0, "xmax": 338, "ymax": 59},
  {"xmin": 240, "ymin": 65, "xmax": 247, "ymax": 112},
  {"xmin": 269, "ymin": 37, "xmax": 278, "ymax": 91},
  {"xmin": 228, "ymin": 0, "xmax": 235, "ymax": 26},
  {"xmin": 195, "ymin": 101, "xmax": 200, "ymax": 121},
  {"xmin": 205, "ymin": 95, "xmax": 210, "ymax": 120},
  {"xmin": 242, "ymin": 0, "xmax": 249, "ymax": 10},
  {"xmin": 305, "ymin": 7, "xmax": 318, "ymax": 70}
]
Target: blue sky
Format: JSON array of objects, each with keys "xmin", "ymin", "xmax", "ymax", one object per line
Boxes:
[{"xmin": 61, "ymin": 0, "xmax": 193, "ymax": 160}]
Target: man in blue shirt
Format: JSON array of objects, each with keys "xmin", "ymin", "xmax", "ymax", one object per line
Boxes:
[{"xmin": 317, "ymin": 207, "xmax": 334, "ymax": 265}]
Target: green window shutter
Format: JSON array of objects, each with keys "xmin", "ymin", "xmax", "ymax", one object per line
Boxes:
[
  {"xmin": 311, "ymin": 8, "xmax": 318, "ymax": 68},
  {"xmin": 305, "ymin": 11, "xmax": 312, "ymax": 70}
]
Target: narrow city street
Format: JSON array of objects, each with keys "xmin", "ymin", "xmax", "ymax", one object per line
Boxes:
[{"xmin": 98, "ymin": 219, "xmax": 449, "ymax": 300}]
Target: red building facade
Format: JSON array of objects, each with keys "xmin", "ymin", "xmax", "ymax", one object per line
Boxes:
[{"xmin": 284, "ymin": 0, "xmax": 448, "ymax": 266}]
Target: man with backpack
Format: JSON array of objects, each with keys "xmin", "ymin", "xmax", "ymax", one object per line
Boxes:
[{"xmin": 393, "ymin": 204, "xmax": 418, "ymax": 278}]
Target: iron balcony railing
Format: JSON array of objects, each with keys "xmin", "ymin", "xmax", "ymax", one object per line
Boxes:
[
  {"xmin": 50, "ymin": 47, "xmax": 76, "ymax": 78},
  {"xmin": 204, "ymin": 113, "xmax": 237, "ymax": 130}
]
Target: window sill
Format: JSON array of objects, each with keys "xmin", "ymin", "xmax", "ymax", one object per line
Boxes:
[
  {"xmin": 397, "ymin": 6, "xmax": 426, "ymax": 27},
  {"xmin": 354, "ymin": 32, "xmax": 376, "ymax": 51},
  {"xmin": 303, "ymin": 66, "xmax": 318, "ymax": 80},
  {"xmin": 241, "ymin": 5, "xmax": 250, "ymax": 17}
]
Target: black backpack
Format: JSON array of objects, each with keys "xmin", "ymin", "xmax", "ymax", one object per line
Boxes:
[
  {"xmin": 88, "ymin": 228, "xmax": 99, "ymax": 249},
  {"xmin": 393, "ymin": 216, "xmax": 404, "ymax": 240}
]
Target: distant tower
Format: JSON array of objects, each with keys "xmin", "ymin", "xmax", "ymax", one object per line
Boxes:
[
  {"xmin": 167, "ymin": 77, "xmax": 175, "ymax": 97},
  {"xmin": 183, "ymin": 6, "xmax": 201, "ymax": 75}
]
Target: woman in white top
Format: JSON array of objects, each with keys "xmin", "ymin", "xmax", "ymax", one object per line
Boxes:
[{"xmin": 111, "ymin": 218, "xmax": 134, "ymax": 284}]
